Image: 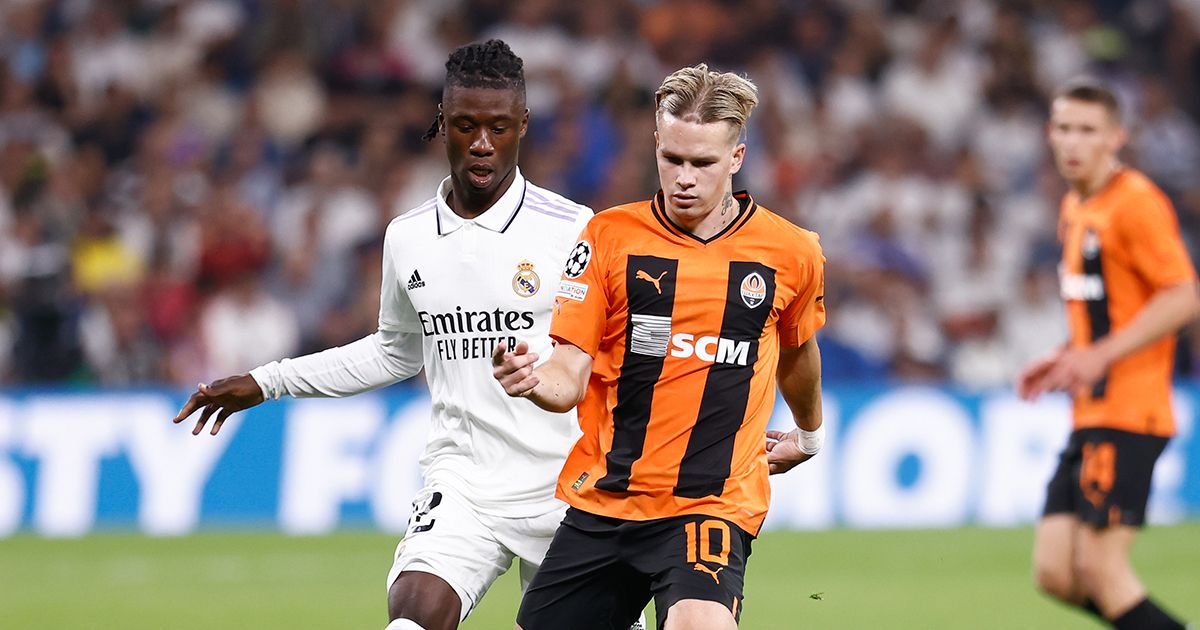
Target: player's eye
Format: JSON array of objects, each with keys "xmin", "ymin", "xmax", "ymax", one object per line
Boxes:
[
  {"xmin": 491, "ymin": 127, "xmax": 507, "ymax": 134},
  {"xmin": 693, "ymin": 161, "xmax": 715, "ymax": 168},
  {"xmin": 665, "ymin": 156, "xmax": 683, "ymax": 165}
]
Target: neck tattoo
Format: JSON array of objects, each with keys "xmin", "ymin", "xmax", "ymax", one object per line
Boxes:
[{"xmin": 720, "ymin": 191, "xmax": 735, "ymax": 218}]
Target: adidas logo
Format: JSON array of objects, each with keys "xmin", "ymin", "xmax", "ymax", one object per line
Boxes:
[{"xmin": 407, "ymin": 270, "xmax": 425, "ymax": 290}]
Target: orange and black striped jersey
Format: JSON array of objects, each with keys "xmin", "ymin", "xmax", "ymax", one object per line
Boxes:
[
  {"xmin": 550, "ymin": 191, "xmax": 825, "ymax": 535},
  {"xmin": 1059, "ymin": 168, "xmax": 1197, "ymax": 437}
]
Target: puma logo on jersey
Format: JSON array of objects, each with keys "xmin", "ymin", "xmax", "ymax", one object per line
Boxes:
[
  {"xmin": 636, "ymin": 269, "xmax": 668, "ymax": 294},
  {"xmin": 693, "ymin": 563, "xmax": 724, "ymax": 584}
]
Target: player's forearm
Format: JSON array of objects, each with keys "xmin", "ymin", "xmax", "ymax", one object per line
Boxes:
[
  {"xmin": 514, "ymin": 343, "xmax": 592, "ymax": 413},
  {"xmin": 1092, "ymin": 280, "xmax": 1200, "ymax": 367},
  {"xmin": 778, "ymin": 339, "xmax": 823, "ymax": 432},
  {"xmin": 251, "ymin": 330, "xmax": 422, "ymax": 400},
  {"xmin": 525, "ymin": 360, "xmax": 587, "ymax": 413}
]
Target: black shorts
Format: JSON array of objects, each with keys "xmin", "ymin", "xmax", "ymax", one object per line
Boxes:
[
  {"xmin": 516, "ymin": 508, "xmax": 753, "ymax": 630},
  {"xmin": 1043, "ymin": 427, "xmax": 1169, "ymax": 528}
]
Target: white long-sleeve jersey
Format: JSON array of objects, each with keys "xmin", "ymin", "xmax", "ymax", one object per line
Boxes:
[{"xmin": 252, "ymin": 169, "xmax": 591, "ymax": 517}]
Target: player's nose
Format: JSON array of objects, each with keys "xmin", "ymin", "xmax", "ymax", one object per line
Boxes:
[
  {"xmin": 676, "ymin": 167, "xmax": 696, "ymax": 188},
  {"xmin": 470, "ymin": 131, "xmax": 494, "ymax": 155}
]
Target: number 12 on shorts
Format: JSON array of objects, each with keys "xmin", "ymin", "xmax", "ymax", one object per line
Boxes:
[
  {"xmin": 409, "ymin": 491, "xmax": 443, "ymax": 534},
  {"xmin": 684, "ymin": 520, "xmax": 731, "ymax": 565}
]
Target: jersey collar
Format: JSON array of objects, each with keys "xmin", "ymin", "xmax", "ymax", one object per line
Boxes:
[
  {"xmin": 650, "ymin": 190, "xmax": 758, "ymax": 245},
  {"xmin": 435, "ymin": 167, "xmax": 528, "ymax": 236}
]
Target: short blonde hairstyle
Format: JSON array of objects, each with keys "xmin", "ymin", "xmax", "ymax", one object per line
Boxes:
[{"xmin": 654, "ymin": 64, "xmax": 759, "ymax": 133}]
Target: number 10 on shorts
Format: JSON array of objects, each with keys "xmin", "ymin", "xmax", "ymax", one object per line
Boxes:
[{"xmin": 685, "ymin": 520, "xmax": 731, "ymax": 565}]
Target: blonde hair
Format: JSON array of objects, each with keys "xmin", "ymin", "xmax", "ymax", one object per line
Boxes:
[{"xmin": 654, "ymin": 64, "xmax": 759, "ymax": 133}]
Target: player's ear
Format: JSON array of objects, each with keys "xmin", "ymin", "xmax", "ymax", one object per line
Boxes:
[
  {"xmin": 519, "ymin": 108, "xmax": 529, "ymax": 139},
  {"xmin": 1110, "ymin": 124, "xmax": 1128, "ymax": 153},
  {"xmin": 729, "ymin": 142, "xmax": 746, "ymax": 176}
]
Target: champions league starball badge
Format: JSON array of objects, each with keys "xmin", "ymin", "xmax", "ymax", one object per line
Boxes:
[
  {"xmin": 564, "ymin": 240, "xmax": 592, "ymax": 278},
  {"xmin": 512, "ymin": 260, "xmax": 540, "ymax": 297}
]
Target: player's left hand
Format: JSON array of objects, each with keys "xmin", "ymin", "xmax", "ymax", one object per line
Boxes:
[
  {"xmin": 1019, "ymin": 346, "xmax": 1109, "ymax": 400},
  {"xmin": 765, "ymin": 429, "xmax": 813, "ymax": 474}
]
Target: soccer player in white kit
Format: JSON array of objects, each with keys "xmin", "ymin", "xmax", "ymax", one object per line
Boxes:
[{"xmin": 172, "ymin": 40, "xmax": 640, "ymax": 630}]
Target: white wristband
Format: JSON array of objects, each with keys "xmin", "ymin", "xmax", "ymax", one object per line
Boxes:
[{"xmin": 798, "ymin": 425, "xmax": 824, "ymax": 455}]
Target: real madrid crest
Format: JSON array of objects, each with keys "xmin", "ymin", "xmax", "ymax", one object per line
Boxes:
[{"xmin": 512, "ymin": 260, "xmax": 540, "ymax": 297}]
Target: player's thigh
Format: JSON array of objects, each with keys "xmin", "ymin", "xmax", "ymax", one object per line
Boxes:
[
  {"xmin": 508, "ymin": 506, "xmax": 652, "ymax": 630},
  {"xmin": 387, "ymin": 487, "xmax": 514, "ymax": 621},
  {"xmin": 1075, "ymin": 523, "xmax": 1137, "ymax": 575},
  {"xmin": 1073, "ymin": 428, "xmax": 1167, "ymax": 528},
  {"xmin": 1033, "ymin": 513, "xmax": 1080, "ymax": 594},
  {"xmin": 517, "ymin": 509, "xmax": 649, "ymax": 630},
  {"xmin": 663, "ymin": 599, "xmax": 738, "ymax": 630},
  {"xmin": 492, "ymin": 502, "xmax": 568, "ymax": 592},
  {"xmin": 630, "ymin": 514, "xmax": 752, "ymax": 629},
  {"xmin": 1041, "ymin": 430, "xmax": 1081, "ymax": 521}
]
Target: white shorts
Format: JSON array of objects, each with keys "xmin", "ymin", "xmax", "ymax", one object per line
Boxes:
[{"xmin": 384, "ymin": 485, "xmax": 567, "ymax": 622}]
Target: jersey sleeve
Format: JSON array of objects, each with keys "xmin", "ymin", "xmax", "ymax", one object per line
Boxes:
[
  {"xmin": 778, "ymin": 234, "xmax": 827, "ymax": 348},
  {"xmin": 1116, "ymin": 193, "xmax": 1198, "ymax": 290},
  {"xmin": 549, "ymin": 218, "xmax": 610, "ymax": 356},
  {"xmin": 378, "ymin": 220, "xmax": 423, "ymax": 334},
  {"xmin": 249, "ymin": 330, "xmax": 422, "ymax": 400}
]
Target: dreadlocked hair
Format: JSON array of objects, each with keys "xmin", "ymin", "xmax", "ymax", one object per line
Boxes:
[
  {"xmin": 421, "ymin": 39, "xmax": 526, "ymax": 142},
  {"xmin": 445, "ymin": 39, "xmax": 525, "ymax": 92}
]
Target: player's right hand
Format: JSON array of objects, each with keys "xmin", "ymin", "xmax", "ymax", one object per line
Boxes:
[
  {"xmin": 492, "ymin": 340, "xmax": 540, "ymax": 398},
  {"xmin": 172, "ymin": 374, "xmax": 265, "ymax": 436}
]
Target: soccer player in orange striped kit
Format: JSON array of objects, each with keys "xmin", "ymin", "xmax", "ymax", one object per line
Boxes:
[
  {"xmin": 1018, "ymin": 80, "xmax": 1200, "ymax": 630},
  {"xmin": 494, "ymin": 64, "xmax": 826, "ymax": 630}
]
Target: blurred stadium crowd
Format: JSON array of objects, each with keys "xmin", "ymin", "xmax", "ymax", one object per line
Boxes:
[{"xmin": 1, "ymin": 0, "xmax": 1198, "ymax": 389}]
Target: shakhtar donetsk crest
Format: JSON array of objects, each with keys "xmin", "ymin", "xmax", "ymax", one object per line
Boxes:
[
  {"xmin": 1082, "ymin": 228, "xmax": 1101, "ymax": 259},
  {"xmin": 741, "ymin": 271, "xmax": 766, "ymax": 308},
  {"xmin": 513, "ymin": 260, "xmax": 540, "ymax": 297}
]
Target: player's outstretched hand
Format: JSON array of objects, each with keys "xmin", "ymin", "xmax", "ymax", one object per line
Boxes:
[
  {"xmin": 765, "ymin": 429, "xmax": 813, "ymax": 474},
  {"xmin": 1016, "ymin": 348, "xmax": 1063, "ymax": 401},
  {"xmin": 492, "ymin": 340, "xmax": 540, "ymax": 398},
  {"xmin": 1017, "ymin": 346, "xmax": 1106, "ymax": 401},
  {"xmin": 172, "ymin": 374, "xmax": 265, "ymax": 436}
]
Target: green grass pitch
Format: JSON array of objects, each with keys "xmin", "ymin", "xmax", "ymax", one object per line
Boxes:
[{"xmin": 2, "ymin": 524, "xmax": 1197, "ymax": 628}]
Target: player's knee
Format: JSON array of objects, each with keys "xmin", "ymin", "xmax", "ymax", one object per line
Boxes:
[
  {"xmin": 1034, "ymin": 561, "xmax": 1076, "ymax": 601},
  {"xmin": 1032, "ymin": 552, "xmax": 1080, "ymax": 602},
  {"xmin": 387, "ymin": 572, "xmax": 462, "ymax": 630},
  {"xmin": 663, "ymin": 599, "xmax": 737, "ymax": 630}
]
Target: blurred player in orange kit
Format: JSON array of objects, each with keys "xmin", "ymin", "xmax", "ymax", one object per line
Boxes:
[
  {"xmin": 1018, "ymin": 81, "xmax": 1200, "ymax": 630},
  {"xmin": 493, "ymin": 64, "xmax": 827, "ymax": 630}
]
